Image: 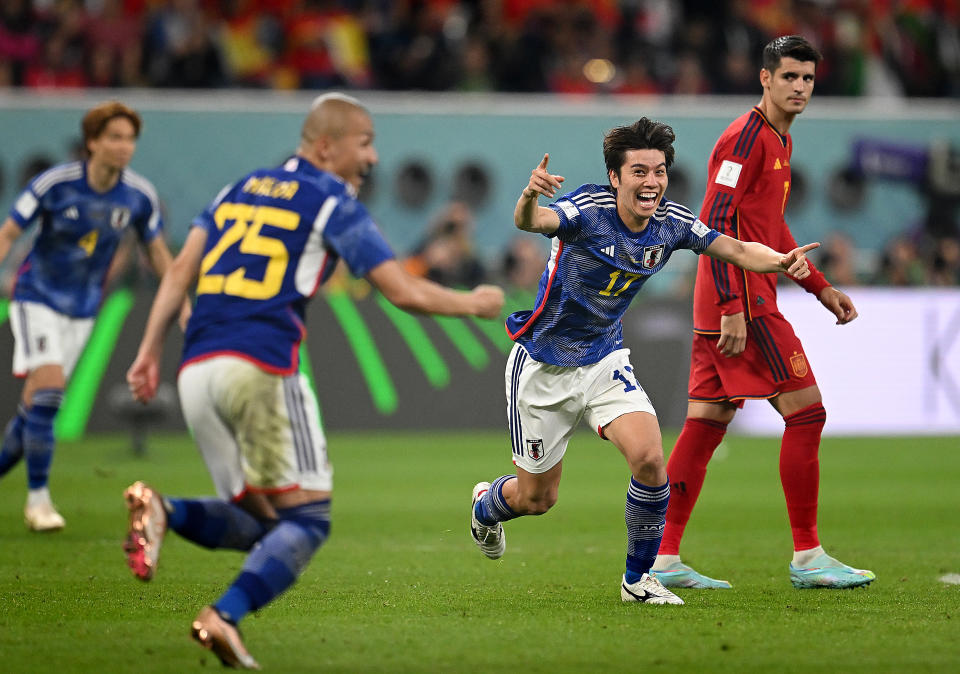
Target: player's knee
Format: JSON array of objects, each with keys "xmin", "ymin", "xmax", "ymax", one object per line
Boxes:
[{"xmin": 626, "ymin": 441, "xmax": 664, "ymax": 475}]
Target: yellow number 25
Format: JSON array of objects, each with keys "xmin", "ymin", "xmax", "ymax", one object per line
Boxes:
[{"xmin": 197, "ymin": 203, "xmax": 300, "ymax": 300}]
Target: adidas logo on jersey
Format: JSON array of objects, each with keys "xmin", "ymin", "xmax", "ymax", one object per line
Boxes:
[
  {"xmin": 600, "ymin": 245, "xmax": 615, "ymax": 258},
  {"xmin": 64, "ymin": 206, "xmax": 79, "ymax": 220}
]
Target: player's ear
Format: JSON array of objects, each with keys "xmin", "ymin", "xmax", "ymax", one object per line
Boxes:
[
  {"xmin": 608, "ymin": 168, "xmax": 620, "ymax": 189},
  {"xmin": 759, "ymin": 67, "xmax": 771, "ymax": 89}
]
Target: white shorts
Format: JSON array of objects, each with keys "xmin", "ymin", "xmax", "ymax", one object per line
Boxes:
[
  {"xmin": 9, "ymin": 301, "xmax": 95, "ymax": 378},
  {"xmin": 178, "ymin": 356, "xmax": 333, "ymax": 500},
  {"xmin": 506, "ymin": 343, "xmax": 656, "ymax": 474}
]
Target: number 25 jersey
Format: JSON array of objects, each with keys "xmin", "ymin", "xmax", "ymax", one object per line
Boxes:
[{"xmin": 182, "ymin": 156, "xmax": 395, "ymax": 374}]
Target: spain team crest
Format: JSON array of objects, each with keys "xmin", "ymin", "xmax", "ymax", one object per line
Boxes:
[
  {"xmin": 641, "ymin": 243, "xmax": 665, "ymax": 269},
  {"xmin": 790, "ymin": 352, "xmax": 808, "ymax": 377},
  {"xmin": 526, "ymin": 438, "xmax": 545, "ymax": 461}
]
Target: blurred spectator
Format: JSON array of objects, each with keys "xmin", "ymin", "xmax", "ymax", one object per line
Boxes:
[
  {"xmin": 1, "ymin": 0, "xmax": 957, "ymax": 98},
  {"xmin": 929, "ymin": 236, "xmax": 960, "ymax": 286},
  {"xmin": 143, "ymin": 0, "xmax": 224, "ymax": 87},
  {"xmin": 219, "ymin": 0, "xmax": 282, "ymax": 87},
  {"xmin": 0, "ymin": 0, "xmax": 42, "ymax": 86},
  {"xmin": 86, "ymin": 0, "xmax": 144, "ymax": 86},
  {"xmin": 873, "ymin": 236, "xmax": 927, "ymax": 285},
  {"xmin": 816, "ymin": 233, "xmax": 861, "ymax": 287},
  {"xmin": 283, "ymin": 0, "xmax": 371, "ymax": 89},
  {"xmin": 404, "ymin": 202, "xmax": 486, "ymax": 287},
  {"xmin": 499, "ymin": 236, "xmax": 547, "ymax": 291}
]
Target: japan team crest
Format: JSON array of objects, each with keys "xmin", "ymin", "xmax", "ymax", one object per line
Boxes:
[
  {"xmin": 641, "ymin": 244, "xmax": 665, "ymax": 269},
  {"xmin": 110, "ymin": 207, "xmax": 131, "ymax": 230},
  {"xmin": 790, "ymin": 352, "xmax": 808, "ymax": 377},
  {"xmin": 526, "ymin": 438, "xmax": 545, "ymax": 461}
]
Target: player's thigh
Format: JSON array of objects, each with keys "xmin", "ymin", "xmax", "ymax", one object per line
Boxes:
[
  {"xmin": 9, "ymin": 301, "xmax": 91, "ymax": 379},
  {"xmin": 178, "ymin": 361, "xmax": 246, "ymax": 500},
  {"xmin": 583, "ymin": 348, "xmax": 658, "ymax": 438},
  {"xmin": 207, "ymin": 357, "xmax": 332, "ymax": 495},
  {"xmin": 749, "ymin": 313, "xmax": 817, "ymax": 386},
  {"xmin": 505, "ymin": 343, "xmax": 583, "ymax": 475}
]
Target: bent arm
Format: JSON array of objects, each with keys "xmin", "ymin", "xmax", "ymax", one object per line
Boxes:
[
  {"xmin": 515, "ymin": 153, "xmax": 563, "ymax": 234},
  {"xmin": 366, "ymin": 259, "xmax": 503, "ymax": 319}
]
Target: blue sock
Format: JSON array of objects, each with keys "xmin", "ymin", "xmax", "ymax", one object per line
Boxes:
[
  {"xmin": 166, "ymin": 497, "xmax": 271, "ymax": 551},
  {"xmin": 474, "ymin": 475, "xmax": 520, "ymax": 526},
  {"xmin": 215, "ymin": 499, "xmax": 331, "ymax": 624},
  {"xmin": 0, "ymin": 404, "xmax": 28, "ymax": 477},
  {"xmin": 624, "ymin": 477, "xmax": 670, "ymax": 584},
  {"xmin": 23, "ymin": 389, "xmax": 62, "ymax": 490}
]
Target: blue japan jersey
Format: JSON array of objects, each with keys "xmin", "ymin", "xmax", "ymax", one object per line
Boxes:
[
  {"xmin": 8, "ymin": 161, "xmax": 163, "ymax": 318},
  {"xmin": 506, "ymin": 184, "xmax": 720, "ymax": 366},
  {"xmin": 182, "ymin": 156, "xmax": 395, "ymax": 374}
]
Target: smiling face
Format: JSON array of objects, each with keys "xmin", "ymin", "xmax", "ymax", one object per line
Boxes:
[
  {"xmin": 761, "ymin": 56, "xmax": 816, "ymax": 118},
  {"xmin": 86, "ymin": 116, "xmax": 137, "ymax": 172},
  {"xmin": 609, "ymin": 148, "xmax": 668, "ymax": 230}
]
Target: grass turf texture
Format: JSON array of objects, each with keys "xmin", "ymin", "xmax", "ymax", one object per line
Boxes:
[{"xmin": 0, "ymin": 431, "xmax": 957, "ymax": 673}]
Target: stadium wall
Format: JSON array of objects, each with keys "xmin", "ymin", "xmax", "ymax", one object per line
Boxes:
[
  {"xmin": 0, "ymin": 286, "xmax": 956, "ymax": 439},
  {"xmin": 1, "ymin": 92, "xmax": 958, "ymax": 295}
]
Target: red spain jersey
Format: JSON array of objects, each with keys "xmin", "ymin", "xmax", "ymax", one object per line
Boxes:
[{"xmin": 692, "ymin": 106, "xmax": 830, "ymax": 334}]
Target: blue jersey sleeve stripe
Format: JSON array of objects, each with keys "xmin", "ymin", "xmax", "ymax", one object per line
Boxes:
[{"xmin": 32, "ymin": 162, "xmax": 82, "ymax": 196}]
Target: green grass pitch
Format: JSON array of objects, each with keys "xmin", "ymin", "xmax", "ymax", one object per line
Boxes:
[{"xmin": 0, "ymin": 430, "xmax": 958, "ymax": 672}]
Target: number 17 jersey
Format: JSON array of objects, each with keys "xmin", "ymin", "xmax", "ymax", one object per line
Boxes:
[
  {"xmin": 505, "ymin": 184, "xmax": 720, "ymax": 367},
  {"xmin": 182, "ymin": 156, "xmax": 395, "ymax": 375}
]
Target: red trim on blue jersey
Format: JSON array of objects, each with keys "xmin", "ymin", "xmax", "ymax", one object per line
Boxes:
[
  {"xmin": 179, "ymin": 345, "xmax": 301, "ymax": 377},
  {"xmin": 506, "ymin": 241, "xmax": 564, "ymax": 340}
]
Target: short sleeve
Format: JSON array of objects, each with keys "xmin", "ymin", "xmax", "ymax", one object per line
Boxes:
[
  {"xmin": 322, "ymin": 198, "xmax": 395, "ymax": 278},
  {"xmin": 8, "ymin": 184, "xmax": 41, "ymax": 227}
]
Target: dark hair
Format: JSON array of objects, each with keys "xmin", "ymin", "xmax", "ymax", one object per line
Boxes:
[
  {"xmin": 81, "ymin": 101, "xmax": 141, "ymax": 156},
  {"xmin": 602, "ymin": 117, "xmax": 676, "ymax": 178},
  {"xmin": 762, "ymin": 35, "xmax": 822, "ymax": 73}
]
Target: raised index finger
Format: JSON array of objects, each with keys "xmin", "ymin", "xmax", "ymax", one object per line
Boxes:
[
  {"xmin": 798, "ymin": 242, "xmax": 821, "ymax": 254},
  {"xmin": 538, "ymin": 153, "xmax": 550, "ymax": 170}
]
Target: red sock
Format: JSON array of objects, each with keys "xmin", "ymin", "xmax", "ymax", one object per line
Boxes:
[
  {"xmin": 780, "ymin": 402, "xmax": 826, "ymax": 551},
  {"xmin": 660, "ymin": 417, "xmax": 728, "ymax": 555}
]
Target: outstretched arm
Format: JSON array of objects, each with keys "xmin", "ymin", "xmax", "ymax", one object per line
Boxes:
[
  {"xmin": 514, "ymin": 153, "xmax": 563, "ymax": 234},
  {"xmin": 705, "ymin": 235, "xmax": 819, "ymax": 277},
  {"xmin": 367, "ymin": 259, "xmax": 504, "ymax": 319},
  {"xmin": 127, "ymin": 227, "xmax": 207, "ymax": 403}
]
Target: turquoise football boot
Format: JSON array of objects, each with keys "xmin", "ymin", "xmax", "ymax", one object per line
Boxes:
[
  {"xmin": 789, "ymin": 552, "xmax": 876, "ymax": 589},
  {"xmin": 650, "ymin": 562, "xmax": 732, "ymax": 589}
]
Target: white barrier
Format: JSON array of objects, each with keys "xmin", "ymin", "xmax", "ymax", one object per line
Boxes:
[{"xmin": 729, "ymin": 287, "xmax": 960, "ymax": 436}]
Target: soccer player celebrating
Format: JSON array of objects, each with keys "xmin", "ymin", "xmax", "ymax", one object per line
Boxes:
[
  {"xmin": 469, "ymin": 117, "xmax": 820, "ymax": 605},
  {"xmin": 651, "ymin": 36, "xmax": 875, "ymax": 590},
  {"xmin": 0, "ymin": 101, "xmax": 184, "ymax": 532},
  {"xmin": 123, "ymin": 93, "xmax": 503, "ymax": 668}
]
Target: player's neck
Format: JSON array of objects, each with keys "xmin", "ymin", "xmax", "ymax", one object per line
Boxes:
[
  {"xmin": 756, "ymin": 99, "xmax": 796, "ymax": 136},
  {"xmin": 86, "ymin": 160, "xmax": 122, "ymax": 193}
]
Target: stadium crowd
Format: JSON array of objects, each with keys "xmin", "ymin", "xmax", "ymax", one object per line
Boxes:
[{"xmin": 1, "ymin": 0, "xmax": 959, "ymax": 97}]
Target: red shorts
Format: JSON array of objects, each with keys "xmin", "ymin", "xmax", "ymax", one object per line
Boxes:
[{"xmin": 688, "ymin": 312, "xmax": 817, "ymax": 407}]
